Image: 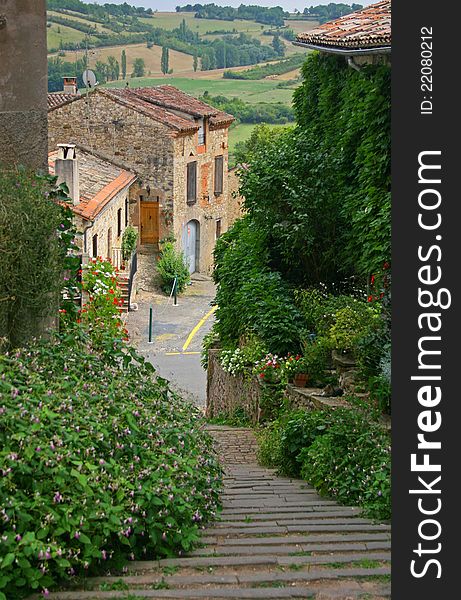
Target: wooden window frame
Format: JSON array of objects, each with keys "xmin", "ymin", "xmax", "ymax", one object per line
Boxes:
[
  {"xmin": 92, "ymin": 233, "xmax": 98, "ymax": 258},
  {"xmin": 187, "ymin": 161, "xmax": 197, "ymax": 205},
  {"xmin": 117, "ymin": 208, "xmax": 122, "ymax": 238},
  {"xmin": 214, "ymin": 155, "xmax": 224, "ymax": 196}
]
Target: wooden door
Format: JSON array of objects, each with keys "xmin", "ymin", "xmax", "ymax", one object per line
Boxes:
[{"xmin": 140, "ymin": 203, "xmax": 159, "ymax": 244}]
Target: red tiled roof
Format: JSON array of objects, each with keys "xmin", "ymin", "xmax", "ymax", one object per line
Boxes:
[
  {"xmin": 48, "ymin": 147, "xmax": 136, "ymax": 221},
  {"xmin": 295, "ymin": 0, "xmax": 391, "ymax": 52},
  {"xmin": 101, "ymin": 87, "xmax": 234, "ymax": 132},
  {"xmin": 47, "ymin": 92, "xmax": 81, "ymax": 110}
]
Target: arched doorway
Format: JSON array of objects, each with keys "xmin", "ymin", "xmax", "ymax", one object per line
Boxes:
[{"xmin": 182, "ymin": 220, "xmax": 200, "ymax": 274}]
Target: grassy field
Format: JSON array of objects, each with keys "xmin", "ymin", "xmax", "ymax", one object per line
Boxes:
[
  {"xmin": 47, "ymin": 22, "xmax": 97, "ymax": 50},
  {"xmin": 141, "ymin": 12, "xmax": 272, "ymax": 35},
  {"xmin": 54, "ymin": 44, "xmax": 194, "ymax": 76},
  {"xmin": 106, "ymin": 76, "xmax": 298, "ymax": 105}
]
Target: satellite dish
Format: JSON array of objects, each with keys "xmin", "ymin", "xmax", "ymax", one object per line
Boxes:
[{"xmin": 82, "ymin": 69, "xmax": 97, "ymax": 88}]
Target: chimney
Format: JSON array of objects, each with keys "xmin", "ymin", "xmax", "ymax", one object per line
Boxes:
[
  {"xmin": 62, "ymin": 76, "xmax": 78, "ymax": 94},
  {"xmin": 55, "ymin": 144, "xmax": 80, "ymax": 206}
]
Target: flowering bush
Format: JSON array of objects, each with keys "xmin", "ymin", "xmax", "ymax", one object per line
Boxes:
[
  {"xmin": 61, "ymin": 258, "xmax": 127, "ymax": 347},
  {"xmin": 253, "ymin": 354, "xmax": 285, "ymax": 384},
  {"xmin": 219, "ymin": 348, "xmax": 247, "ymax": 376},
  {"xmin": 0, "ymin": 331, "xmax": 221, "ymax": 599}
]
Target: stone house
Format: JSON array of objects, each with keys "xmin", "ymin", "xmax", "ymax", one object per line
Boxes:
[
  {"xmin": 48, "ymin": 85, "xmax": 236, "ymax": 275},
  {"xmin": 294, "ymin": 0, "xmax": 391, "ymax": 66},
  {"xmin": 48, "ymin": 143, "xmax": 137, "ymax": 268}
]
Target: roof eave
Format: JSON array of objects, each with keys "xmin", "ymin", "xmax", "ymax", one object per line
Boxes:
[{"xmin": 293, "ymin": 41, "xmax": 391, "ymax": 56}]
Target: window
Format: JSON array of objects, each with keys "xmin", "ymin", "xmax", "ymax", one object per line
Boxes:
[
  {"xmin": 215, "ymin": 218, "xmax": 222, "ymax": 240},
  {"xmin": 117, "ymin": 208, "xmax": 122, "ymax": 237},
  {"xmin": 198, "ymin": 119, "xmax": 205, "ymax": 146},
  {"xmin": 125, "ymin": 197, "xmax": 129, "ymax": 227},
  {"xmin": 92, "ymin": 233, "xmax": 98, "ymax": 258},
  {"xmin": 187, "ymin": 161, "xmax": 197, "ymax": 204},
  {"xmin": 214, "ymin": 155, "xmax": 224, "ymax": 196}
]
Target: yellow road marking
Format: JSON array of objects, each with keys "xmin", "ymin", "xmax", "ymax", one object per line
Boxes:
[{"xmin": 182, "ymin": 305, "xmax": 217, "ymax": 352}]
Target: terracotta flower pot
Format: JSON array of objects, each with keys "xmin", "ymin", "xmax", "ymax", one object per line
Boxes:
[{"xmin": 293, "ymin": 372, "xmax": 309, "ymax": 388}]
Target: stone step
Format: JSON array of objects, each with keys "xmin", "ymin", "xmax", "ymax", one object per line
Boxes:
[
  {"xmin": 41, "ymin": 583, "xmax": 391, "ymax": 599},
  {"xmin": 49, "ymin": 567, "xmax": 390, "ymax": 597},
  {"xmin": 217, "ymin": 510, "xmax": 363, "ymax": 521},
  {"xmin": 213, "ymin": 518, "xmax": 375, "ymax": 529},
  {"xmin": 190, "ymin": 540, "xmax": 392, "ymax": 556},
  {"xmin": 200, "ymin": 533, "xmax": 391, "ymax": 546},
  {"xmin": 205, "ymin": 523, "xmax": 390, "ymax": 537},
  {"xmin": 129, "ymin": 551, "xmax": 391, "ymax": 572}
]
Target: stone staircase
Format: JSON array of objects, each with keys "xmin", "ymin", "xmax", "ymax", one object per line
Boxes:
[
  {"xmin": 117, "ymin": 273, "xmax": 130, "ymax": 313},
  {"xmin": 41, "ymin": 426, "xmax": 391, "ymax": 599}
]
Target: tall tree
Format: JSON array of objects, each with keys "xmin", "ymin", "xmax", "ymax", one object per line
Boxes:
[
  {"xmin": 107, "ymin": 55, "xmax": 119, "ymax": 81},
  {"xmin": 161, "ymin": 46, "xmax": 170, "ymax": 75},
  {"xmin": 121, "ymin": 49, "xmax": 127, "ymax": 79},
  {"xmin": 193, "ymin": 51, "xmax": 198, "ymax": 72},
  {"xmin": 131, "ymin": 57, "xmax": 145, "ymax": 78},
  {"xmin": 272, "ymin": 34, "xmax": 285, "ymax": 57}
]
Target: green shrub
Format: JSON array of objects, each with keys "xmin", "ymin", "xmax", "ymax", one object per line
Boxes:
[
  {"xmin": 156, "ymin": 242, "xmax": 190, "ymax": 294},
  {"xmin": 278, "ymin": 410, "xmax": 337, "ymax": 477},
  {"xmin": 0, "ymin": 169, "xmax": 77, "ymax": 350},
  {"xmin": 256, "ymin": 420, "xmax": 284, "ymax": 468},
  {"xmin": 213, "ymin": 218, "xmax": 303, "ymax": 355},
  {"xmin": 121, "ymin": 226, "xmax": 138, "ymax": 261},
  {"xmin": 0, "ymin": 331, "xmax": 221, "ymax": 599},
  {"xmin": 328, "ymin": 303, "xmax": 381, "ymax": 352},
  {"xmin": 299, "ymin": 409, "xmax": 391, "ymax": 519}
]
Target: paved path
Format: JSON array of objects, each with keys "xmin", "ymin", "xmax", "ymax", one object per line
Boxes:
[
  {"xmin": 44, "ymin": 428, "xmax": 391, "ymax": 599},
  {"xmin": 125, "ymin": 275, "xmax": 216, "ymax": 408}
]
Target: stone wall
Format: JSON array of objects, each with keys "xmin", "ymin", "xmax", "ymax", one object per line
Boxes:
[
  {"xmin": 48, "ymin": 92, "xmax": 175, "ymax": 243},
  {"xmin": 173, "ymin": 122, "xmax": 234, "ymax": 274},
  {"xmin": 48, "ymin": 91, "xmax": 238, "ymax": 274},
  {"xmin": 0, "ymin": 0, "xmax": 48, "ymax": 170},
  {"xmin": 206, "ymin": 350, "xmax": 261, "ymax": 423}
]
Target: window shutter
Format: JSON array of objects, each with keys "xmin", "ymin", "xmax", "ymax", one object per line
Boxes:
[
  {"xmin": 214, "ymin": 156, "xmax": 223, "ymax": 195},
  {"xmin": 187, "ymin": 162, "xmax": 197, "ymax": 204}
]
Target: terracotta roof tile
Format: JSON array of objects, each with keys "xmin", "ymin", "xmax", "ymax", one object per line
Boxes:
[
  {"xmin": 48, "ymin": 147, "xmax": 136, "ymax": 221},
  {"xmin": 296, "ymin": 0, "xmax": 391, "ymax": 52},
  {"xmin": 100, "ymin": 86, "xmax": 234, "ymax": 132},
  {"xmin": 47, "ymin": 92, "xmax": 81, "ymax": 110}
]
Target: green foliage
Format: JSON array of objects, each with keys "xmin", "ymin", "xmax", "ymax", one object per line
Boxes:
[
  {"xmin": 303, "ymin": 3, "xmax": 363, "ymax": 24},
  {"xmin": 131, "ymin": 57, "xmax": 146, "ymax": 78},
  {"xmin": 207, "ymin": 407, "xmax": 251, "ymax": 427},
  {"xmin": 200, "ymin": 325, "xmax": 220, "ymax": 370},
  {"xmin": 0, "ymin": 170, "xmax": 77, "ymax": 350},
  {"xmin": 213, "ymin": 217, "xmax": 303, "ymax": 355},
  {"xmin": 200, "ymin": 93, "xmax": 294, "ymax": 125},
  {"xmin": 161, "ymin": 46, "xmax": 170, "ymax": 75},
  {"xmin": 156, "ymin": 242, "xmax": 190, "ymax": 294},
  {"xmin": 256, "ymin": 420, "xmax": 284, "ymax": 468},
  {"xmin": 177, "ymin": 3, "xmax": 288, "ymax": 26},
  {"xmin": 224, "ymin": 54, "xmax": 305, "ymax": 80},
  {"xmin": 121, "ymin": 226, "xmax": 138, "ymax": 261},
  {"xmin": 0, "ymin": 330, "xmax": 221, "ymax": 598},
  {"xmin": 237, "ymin": 54, "xmax": 390, "ymax": 285},
  {"xmin": 299, "ymin": 409, "xmax": 391, "ymax": 519},
  {"xmin": 328, "ymin": 304, "xmax": 381, "ymax": 353},
  {"xmin": 257, "ymin": 408, "xmax": 391, "ymax": 519}
]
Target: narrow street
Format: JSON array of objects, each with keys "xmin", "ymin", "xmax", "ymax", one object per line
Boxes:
[{"xmin": 125, "ymin": 274, "xmax": 216, "ymax": 409}]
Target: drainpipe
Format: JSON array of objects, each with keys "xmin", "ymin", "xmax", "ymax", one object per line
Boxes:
[
  {"xmin": 83, "ymin": 219, "xmax": 95, "ymax": 255},
  {"xmin": 347, "ymin": 57, "xmax": 362, "ymax": 72}
]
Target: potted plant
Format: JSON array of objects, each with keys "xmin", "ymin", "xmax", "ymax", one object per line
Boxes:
[{"xmin": 283, "ymin": 354, "xmax": 310, "ymax": 387}]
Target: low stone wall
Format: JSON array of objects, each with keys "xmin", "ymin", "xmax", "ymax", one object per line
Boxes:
[
  {"xmin": 206, "ymin": 350, "xmax": 261, "ymax": 423},
  {"xmin": 207, "ymin": 350, "xmax": 391, "ymax": 430}
]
